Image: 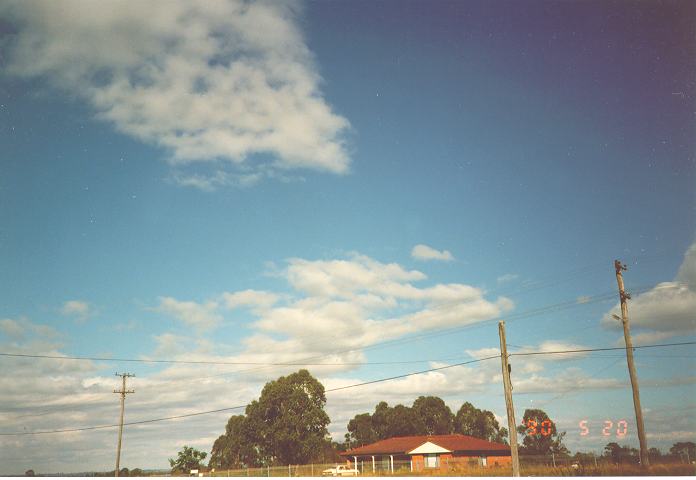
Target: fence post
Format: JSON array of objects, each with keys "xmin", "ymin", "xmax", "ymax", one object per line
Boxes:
[
  {"xmin": 311, "ymin": 464, "xmax": 313, "ymax": 476},
  {"xmin": 552, "ymin": 453, "xmax": 556, "ymax": 468},
  {"xmin": 267, "ymin": 465, "xmax": 270, "ymax": 477}
]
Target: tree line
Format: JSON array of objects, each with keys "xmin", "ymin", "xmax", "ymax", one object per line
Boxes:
[
  {"xmin": 161, "ymin": 370, "xmax": 694, "ymax": 473},
  {"xmin": 345, "ymin": 397, "xmax": 508, "ymax": 447}
]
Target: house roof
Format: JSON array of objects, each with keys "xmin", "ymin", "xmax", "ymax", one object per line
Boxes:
[{"xmin": 340, "ymin": 434, "xmax": 511, "ymax": 456}]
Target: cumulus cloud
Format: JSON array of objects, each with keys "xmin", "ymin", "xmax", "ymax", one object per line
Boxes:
[
  {"xmin": 155, "ymin": 297, "xmax": 222, "ymax": 331},
  {"xmin": 411, "ymin": 244, "xmax": 454, "ymax": 262},
  {"xmin": 221, "ymin": 289, "xmax": 278, "ymax": 311},
  {"xmin": 0, "ymin": 0, "xmax": 350, "ymax": 187},
  {"xmin": 0, "ymin": 318, "xmax": 25, "ymax": 339},
  {"xmin": 602, "ymin": 241, "xmax": 696, "ymax": 339},
  {"xmin": 60, "ymin": 300, "xmax": 91, "ymax": 322}
]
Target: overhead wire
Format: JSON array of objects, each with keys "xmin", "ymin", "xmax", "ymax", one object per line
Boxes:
[
  {"xmin": 1, "ymin": 340, "xmax": 693, "ymax": 436},
  {"xmin": 2, "ymin": 283, "xmax": 687, "ymax": 419}
]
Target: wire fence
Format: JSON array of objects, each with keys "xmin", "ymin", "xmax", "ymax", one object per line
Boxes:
[{"xmin": 156, "ymin": 454, "xmax": 693, "ymax": 477}]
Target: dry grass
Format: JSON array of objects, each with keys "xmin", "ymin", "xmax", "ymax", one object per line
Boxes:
[{"xmin": 387, "ymin": 463, "xmax": 696, "ymax": 477}]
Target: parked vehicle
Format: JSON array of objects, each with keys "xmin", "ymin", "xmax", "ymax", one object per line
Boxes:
[{"xmin": 321, "ymin": 465, "xmax": 359, "ymax": 476}]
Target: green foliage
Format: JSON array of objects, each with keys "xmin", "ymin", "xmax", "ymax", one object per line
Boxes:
[
  {"xmin": 670, "ymin": 441, "xmax": 696, "ymax": 460},
  {"xmin": 130, "ymin": 468, "xmax": 143, "ymax": 476},
  {"xmin": 412, "ymin": 396, "xmax": 454, "ymax": 435},
  {"xmin": 454, "ymin": 401, "xmax": 507, "ymax": 443},
  {"xmin": 346, "ymin": 412, "xmax": 379, "ymax": 446},
  {"xmin": 347, "ymin": 397, "xmax": 510, "ymax": 448},
  {"xmin": 648, "ymin": 447, "xmax": 662, "ymax": 462},
  {"xmin": 210, "ymin": 369, "xmax": 331, "ymax": 468},
  {"xmin": 516, "ymin": 409, "xmax": 568, "ymax": 455},
  {"xmin": 602, "ymin": 442, "xmax": 638, "ymax": 464},
  {"xmin": 572, "ymin": 451, "xmax": 597, "ymax": 466},
  {"xmin": 209, "ymin": 415, "xmax": 259, "ymax": 469},
  {"xmin": 347, "ymin": 401, "xmax": 423, "ymax": 445},
  {"xmin": 169, "ymin": 445, "xmax": 207, "ymax": 473},
  {"xmin": 24, "ymin": 470, "xmax": 35, "ymax": 477}
]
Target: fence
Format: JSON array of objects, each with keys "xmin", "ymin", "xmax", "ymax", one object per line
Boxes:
[{"xmin": 170, "ymin": 455, "xmax": 693, "ymax": 477}]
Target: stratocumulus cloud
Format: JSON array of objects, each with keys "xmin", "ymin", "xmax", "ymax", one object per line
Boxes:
[{"xmin": 1, "ymin": 0, "xmax": 351, "ymax": 186}]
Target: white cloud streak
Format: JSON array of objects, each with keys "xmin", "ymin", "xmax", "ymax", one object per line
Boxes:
[{"xmin": 60, "ymin": 300, "xmax": 91, "ymax": 322}]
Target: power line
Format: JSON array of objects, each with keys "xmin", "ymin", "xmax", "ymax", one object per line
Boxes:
[
  {"xmin": 1, "ymin": 284, "xmax": 679, "ymax": 380},
  {"xmin": 2, "ymin": 340, "xmax": 692, "ymax": 436},
  {"xmin": 0, "ymin": 352, "xmax": 471, "ymax": 366},
  {"xmin": 508, "ymin": 341, "xmax": 696, "ymax": 358}
]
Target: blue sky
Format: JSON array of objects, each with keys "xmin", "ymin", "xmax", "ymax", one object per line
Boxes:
[{"xmin": 0, "ymin": 0, "xmax": 694, "ymax": 474}]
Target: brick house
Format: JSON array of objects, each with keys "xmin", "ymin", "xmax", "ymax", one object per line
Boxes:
[{"xmin": 340, "ymin": 434, "xmax": 511, "ymax": 474}]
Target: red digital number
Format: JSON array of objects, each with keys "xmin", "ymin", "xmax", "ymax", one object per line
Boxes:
[
  {"xmin": 617, "ymin": 420, "xmax": 628, "ymax": 437},
  {"xmin": 540, "ymin": 419, "xmax": 552, "ymax": 436},
  {"xmin": 602, "ymin": 420, "xmax": 613, "ymax": 436},
  {"xmin": 526, "ymin": 419, "xmax": 538, "ymax": 435},
  {"xmin": 579, "ymin": 420, "xmax": 589, "ymax": 436}
]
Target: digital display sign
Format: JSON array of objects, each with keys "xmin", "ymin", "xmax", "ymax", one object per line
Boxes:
[{"xmin": 524, "ymin": 419, "xmax": 630, "ymax": 438}]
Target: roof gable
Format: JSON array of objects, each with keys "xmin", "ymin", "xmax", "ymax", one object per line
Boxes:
[{"xmin": 408, "ymin": 441, "xmax": 451, "ymax": 454}]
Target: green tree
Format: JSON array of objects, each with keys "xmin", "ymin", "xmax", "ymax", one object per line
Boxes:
[
  {"xmin": 516, "ymin": 409, "xmax": 568, "ymax": 455},
  {"xmin": 648, "ymin": 447, "xmax": 662, "ymax": 463},
  {"xmin": 412, "ymin": 396, "xmax": 454, "ymax": 435},
  {"xmin": 455, "ymin": 402, "xmax": 508, "ymax": 443},
  {"xmin": 24, "ymin": 470, "xmax": 35, "ymax": 477},
  {"xmin": 371, "ymin": 401, "xmax": 391, "ymax": 439},
  {"xmin": 347, "ymin": 412, "xmax": 379, "ymax": 446},
  {"xmin": 386, "ymin": 404, "xmax": 423, "ymax": 437},
  {"xmin": 169, "ymin": 445, "xmax": 207, "ymax": 473},
  {"xmin": 603, "ymin": 442, "xmax": 638, "ymax": 464},
  {"xmin": 669, "ymin": 441, "xmax": 696, "ymax": 461},
  {"xmin": 130, "ymin": 468, "xmax": 143, "ymax": 476},
  {"xmin": 209, "ymin": 415, "xmax": 259, "ymax": 469},
  {"xmin": 244, "ymin": 369, "xmax": 330, "ymax": 466}
]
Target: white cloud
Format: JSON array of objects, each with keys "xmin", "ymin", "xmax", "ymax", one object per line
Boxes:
[
  {"xmin": 613, "ymin": 330, "xmax": 678, "ymax": 347},
  {"xmin": 411, "ymin": 244, "xmax": 454, "ymax": 262},
  {"xmin": 1, "ymin": 0, "xmax": 350, "ymax": 187},
  {"xmin": 0, "ymin": 318, "xmax": 25, "ymax": 339},
  {"xmin": 155, "ymin": 297, "xmax": 222, "ymax": 331},
  {"xmin": 497, "ymin": 273, "xmax": 519, "ymax": 285},
  {"xmin": 602, "ymin": 241, "xmax": 696, "ymax": 336},
  {"xmin": 60, "ymin": 300, "xmax": 91, "ymax": 322},
  {"xmin": 285, "ymin": 254, "xmax": 427, "ymax": 298},
  {"xmin": 221, "ymin": 289, "xmax": 278, "ymax": 311},
  {"xmin": 513, "ymin": 368, "xmax": 625, "ymax": 394}
]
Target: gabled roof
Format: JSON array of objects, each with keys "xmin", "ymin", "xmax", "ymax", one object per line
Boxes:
[{"xmin": 340, "ymin": 434, "xmax": 510, "ymax": 456}]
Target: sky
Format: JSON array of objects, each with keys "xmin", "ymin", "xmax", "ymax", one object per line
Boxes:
[{"xmin": 0, "ymin": 0, "xmax": 695, "ymax": 474}]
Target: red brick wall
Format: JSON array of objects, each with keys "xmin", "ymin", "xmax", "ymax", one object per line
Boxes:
[{"xmin": 411, "ymin": 454, "xmax": 424, "ymax": 471}]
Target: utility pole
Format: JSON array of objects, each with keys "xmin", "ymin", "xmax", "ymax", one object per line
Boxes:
[
  {"xmin": 114, "ymin": 373, "xmax": 135, "ymax": 477},
  {"xmin": 499, "ymin": 321, "xmax": 521, "ymax": 477},
  {"xmin": 614, "ymin": 260, "xmax": 649, "ymax": 466}
]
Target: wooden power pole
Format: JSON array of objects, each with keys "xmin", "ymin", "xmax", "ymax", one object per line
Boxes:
[
  {"xmin": 499, "ymin": 321, "xmax": 521, "ymax": 476},
  {"xmin": 614, "ymin": 260, "xmax": 649, "ymax": 466},
  {"xmin": 114, "ymin": 373, "xmax": 135, "ymax": 477}
]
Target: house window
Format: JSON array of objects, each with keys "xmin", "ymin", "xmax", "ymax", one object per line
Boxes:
[{"xmin": 425, "ymin": 454, "xmax": 439, "ymax": 468}]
